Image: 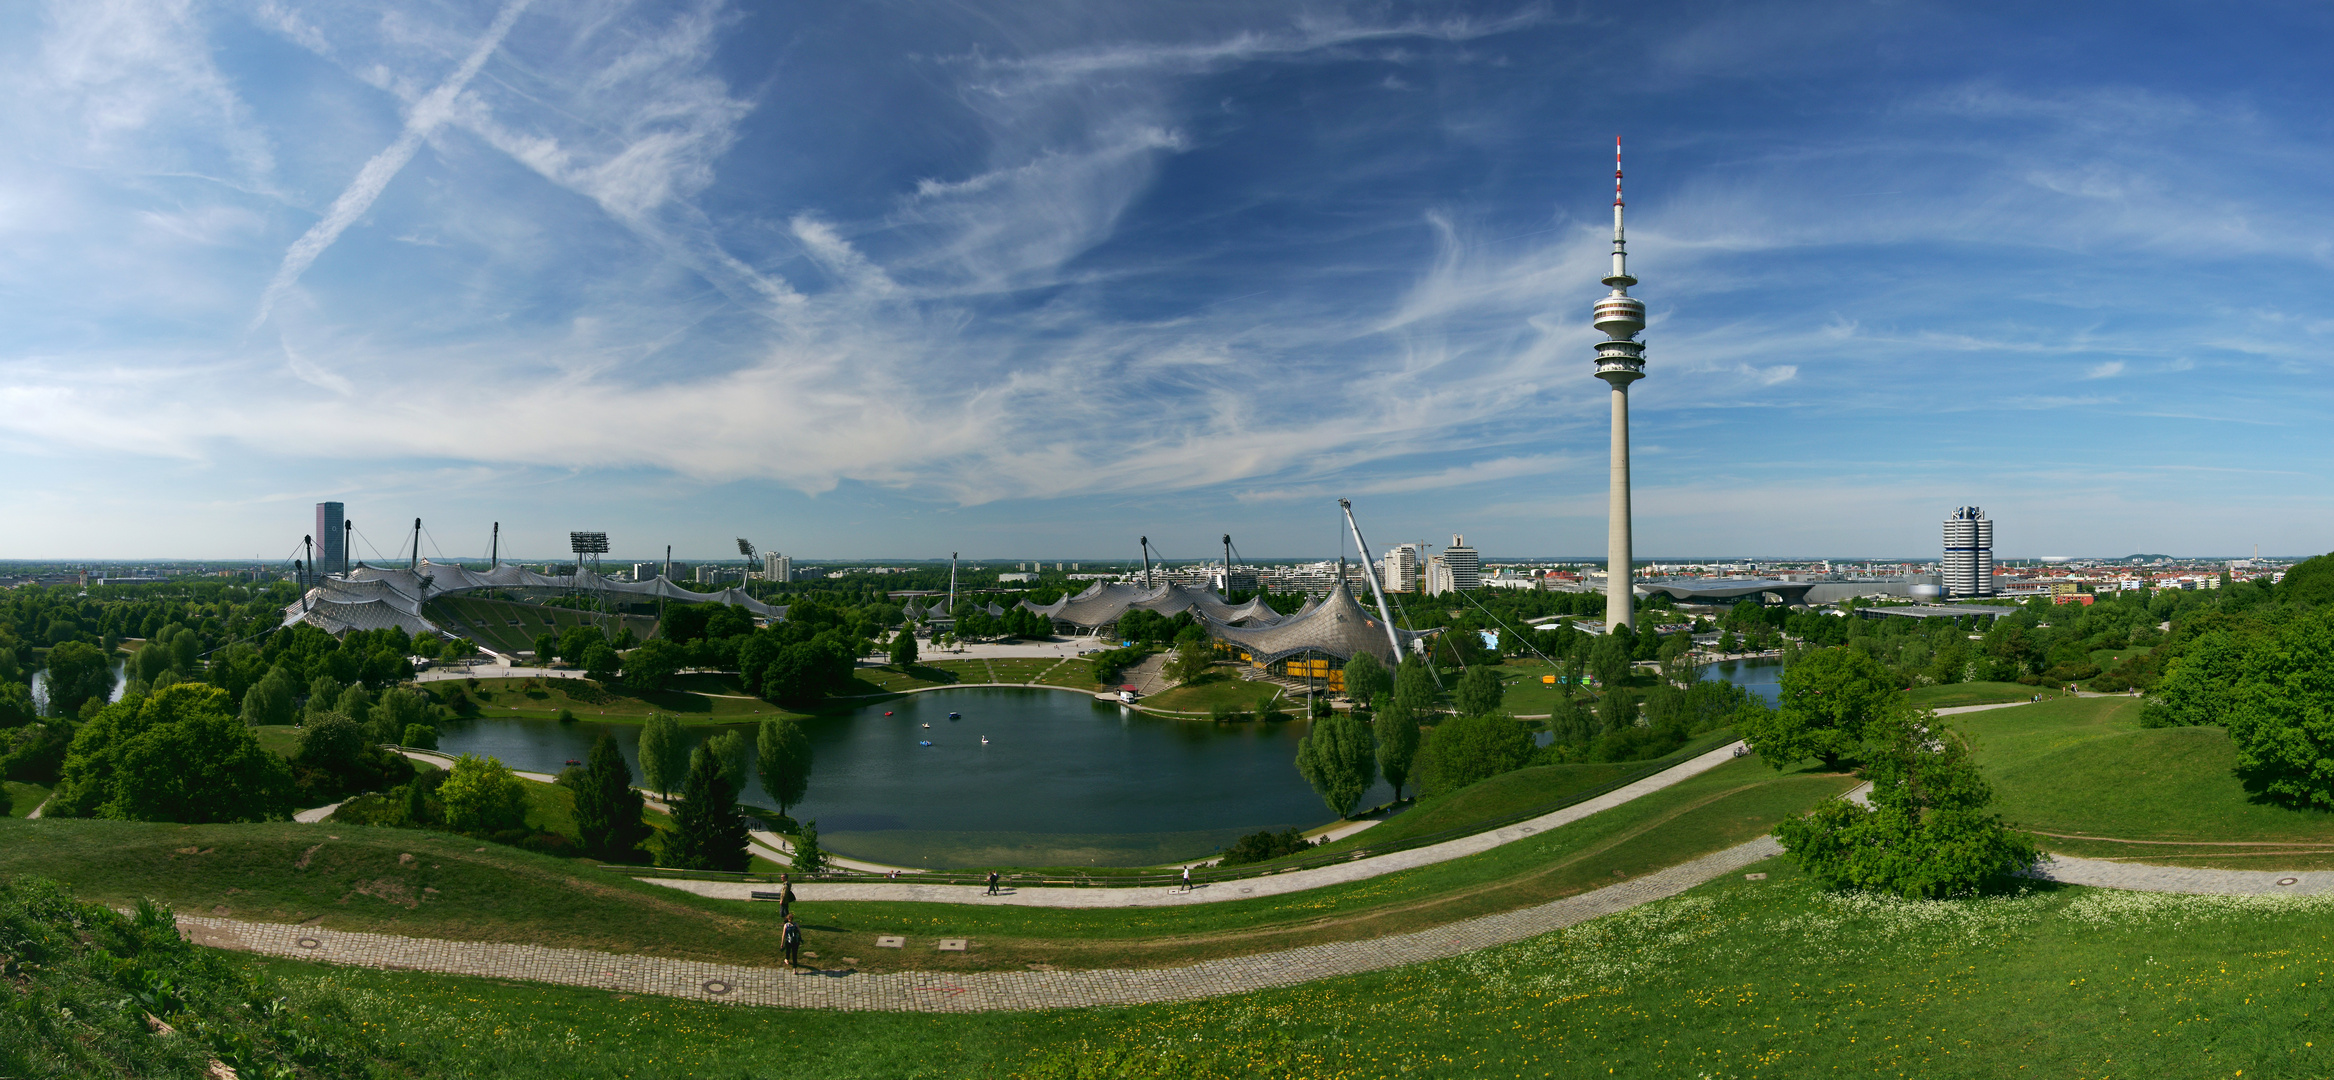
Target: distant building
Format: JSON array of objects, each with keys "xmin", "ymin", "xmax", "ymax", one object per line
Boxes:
[
  {"xmin": 1442, "ymin": 535, "xmax": 1480, "ymax": 591},
  {"xmin": 761, "ymin": 552, "xmax": 792, "ymax": 582},
  {"xmin": 694, "ymin": 565, "xmax": 743, "ymax": 585},
  {"xmin": 998, "ymin": 572, "xmax": 1036, "ymax": 583},
  {"xmin": 632, "ymin": 562, "xmax": 658, "ymax": 581},
  {"xmin": 315, "ymin": 501, "xmax": 345, "ymax": 576},
  {"xmin": 1942, "ymin": 507, "xmax": 1996, "ymax": 597},
  {"xmin": 1422, "ymin": 557, "xmax": 1455, "ymax": 596},
  {"xmin": 1381, "ymin": 544, "xmax": 1421, "ymax": 593}
]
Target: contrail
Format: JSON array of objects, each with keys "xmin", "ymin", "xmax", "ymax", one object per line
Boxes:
[{"xmin": 249, "ymin": 0, "xmax": 533, "ymax": 332}]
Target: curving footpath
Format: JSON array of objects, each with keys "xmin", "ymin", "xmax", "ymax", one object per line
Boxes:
[
  {"xmin": 644, "ymin": 741, "xmax": 1755, "ymax": 909},
  {"xmin": 175, "ymin": 837, "xmax": 1786, "ymax": 1013}
]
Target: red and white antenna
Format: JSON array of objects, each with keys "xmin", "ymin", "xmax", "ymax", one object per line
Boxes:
[{"xmin": 1614, "ymin": 135, "xmax": 1625, "ymax": 208}]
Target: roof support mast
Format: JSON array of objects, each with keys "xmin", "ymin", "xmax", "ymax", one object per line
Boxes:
[
  {"xmin": 1338, "ymin": 499, "xmax": 1409, "ymax": 663},
  {"xmin": 410, "ymin": 518, "xmax": 422, "ymax": 570},
  {"xmin": 1139, "ymin": 536, "xmax": 1152, "ymax": 588}
]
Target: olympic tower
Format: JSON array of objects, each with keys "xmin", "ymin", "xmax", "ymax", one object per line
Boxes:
[{"xmin": 1593, "ymin": 138, "xmax": 1648, "ymax": 633}]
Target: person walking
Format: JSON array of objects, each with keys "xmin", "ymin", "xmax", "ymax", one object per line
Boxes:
[
  {"xmin": 782, "ymin": 914, "xmax": 803, "ymax": 969},
  {"xmin": 779, "ymin": 874, "xmax": 796, "ymax": 920},
  {"xmin": 1181, "ymin": 865, "xmax": 1192, "ymax": 892},
  {"xmin": 985, "ymin": 870, "xmax": 999, "ymax": 896}
]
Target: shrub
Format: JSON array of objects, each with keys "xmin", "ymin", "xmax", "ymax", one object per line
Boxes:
[
  {"xmin": 1412, "ymin": 713, "xmax": 1533, "ymax": 797},
  {"xmin": 437, "ymin": 754, "xmax": 527, "ymax": 834},
  {"xmin": 1218, "ymin": 827, "xmax": 1316, "ymax": 866}
]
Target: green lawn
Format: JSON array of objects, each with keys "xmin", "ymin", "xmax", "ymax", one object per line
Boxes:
[
  {"xmin": 0, "ymin": 756, "xmax": 1850, "ymax": 975},
  {"xmin": 520, "ymin": 777, "xmax": 580, "ymax": 841},
  {"xmin": 450, "ymin": 676, "xmax": 806, "ymax": 725},
  {"xmin": 225, "ymin": 865, "xmax": 2334, "ymax": 1079},
  {"xmin": 2088, "ymin": 646, "xmax": 2147, "ymax": 670},
  {"xmin": 1138, "ymin": 672, "xmax": 1283, "ymax": 715},
  {"xmin": 1493, "ymin": 658, "xmax": 1581, "ymax": 715},
  {"xmin": 5, "ymin": 780, "xmax": 50, "ymax": 818},
  {"xmin": 1032, "ymin": 657, "xmax": 1099, "ymax": 688},
  {"xmin": 250, "ymin": 723, "xmax": 304, "ymax": 758},
  {"xmin": 1901, "ymin": 680, "xmax": 2041, "ymax": 709},
  {"xmin": 1957, "ymin": 696, "xmax": 2334, "ymax": 865}
]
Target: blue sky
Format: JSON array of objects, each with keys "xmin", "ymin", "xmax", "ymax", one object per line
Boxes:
[{"xmin": 2, "ymin": 0, "xmax": 2329, "ymax": 563}]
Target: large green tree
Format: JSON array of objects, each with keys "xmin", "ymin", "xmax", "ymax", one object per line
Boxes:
[
  {"xmin": 573, "ymin": 731, "xmax": 651, "ymax": 861},
  {"xmin": 755, "ymin": 717, "xmax": 812, "ymax": 817},
  {"xmin": 1373, "ymin": 694, "xmax": 1421, "ymax": 801},
  {"xmin": 636, "ymin": 713, "xmax": 686, "ymax": 799},
  {"xmin": 1340, "ymin": 653, "xmax": 1390, "ymax": 705},
  {"xmin": 1392, "ymin": 656, "xmax": 1438, "ymax": 714},
  {"xmin": 888, "ymin": 627, "xmax": 918, "ymax": 667},
  {"xmin": 438, "ymin": 754, "xmax": 528, "ymax": 834},
  {"xmin": 1455, "ymin": 665, "xmax": 1504, "ymax": 717},
  {"xmin": 1739, "ymin": 646, "xmax": 1897, "ymax": 771},
  {"xmin": 622, "ymin": 639, "xmax": 686, "ymax": 692},
  {"xmin": 237, "ymin": 665, "xmax": 298, "ymax": 727},
  {"xmin": 42, "ymin": 641, "xmax": 114, "ymax": 719},
  {"xmin": 2280, "ymin": 552, "xmax": 2334, "ymax": 607},
  {"xmin": 1588, "ymin": 632, "xmax": 1634, "ymax": 690},
  {"xmin": 104, "ymin": 687, "xmax": 294, "ymax": 823},
  {"xmin": 1295, "ymin": 710, "xmax": 1378, "ymax": 818},
  {"xmin": 2218, "ymin": 610, "xmax": 2334, "ymax": 808},
  {"xmin": 1774, "ymin": 705, "xmax": 2037, "ymax": 897},
  {"xmin": 705, "ymin": 728, "xmax": 753, "ymax": 795},
  {"xmin": 368, "ymin": 687, "xmax": 436, "ymax": 746},
  {"xmin": 1412, "ymin": 712, "xmax": 1534, "ymax": 797},
  {"xmin": 662, "ymin": 744, "xmax": 751, "ymax": 872}
]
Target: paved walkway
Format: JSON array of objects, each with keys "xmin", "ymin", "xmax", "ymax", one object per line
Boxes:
[
  {"xmin": 645, "ymin": 741, "xmax": 1753, "ymax": 908},
  {"xmin": 2028, "ymin": 854, "xmax": 2334, "ymax": 895},
  {"xmin": 174, "ymin": 836, "xmax": 1787, "ymax": 1013}
]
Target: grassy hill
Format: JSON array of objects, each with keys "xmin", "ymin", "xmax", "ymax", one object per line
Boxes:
[
  {"xmin": 1957, "ymin": 696, "xmax": 2334, "ymax": 866},
  {"xmin": 447, "ymin": 674, "xmax": 806, "ymax": 724}
]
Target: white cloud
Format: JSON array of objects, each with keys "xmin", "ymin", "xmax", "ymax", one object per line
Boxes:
[{"xmin": 2086, "ymin": 361, "xmax": 2126, "ymax": 379}]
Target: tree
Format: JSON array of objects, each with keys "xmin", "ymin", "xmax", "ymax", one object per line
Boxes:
[
  {"xmin": 790, "ymin": 818, "xmax": 829, "ymax": 875},
  {"xmin": 1588, "ymin": 632, "xmax": 1633, "ymax": 689},
  {"xmin": 1455, "ymin": 666, "xmax": 1504, "ymax": 717},
  {"xmin": 1340, "ymin": 653, "xmax": 1391, "ymax": 706},
  {"xmin": 2281, "ymin": 552, "xmax": 2334, "ymax": 607},
  {"xmin": 573, "ymin": 732, "xmax": 651, "ymax": 861},
  {"xmin": 889, "ymin": 627, "xmax": 918, "ymax": 667},
  {"xmin": 42, "ymin": 641, "xmax": 113, "ymax": 719},
  {"xmin": 637, "ymin": 713, "xmax": 686, "ymax": 799},
  {"xmin": 1294, "ymin": 711, "xmax": 1377, "ymax": 818},
  {"xmin": 438, "ymin": 754, "xmax": 528, "ymax": 834},
  {"xmin": 756, "ymin": 717, "xmax": 812, "ymax": 817},
  {"xmin": 332, "ymin": 684, "xmax": 373, "ymax": 723},
  {"xmin": 1166, "ymin": 637, "xmax": 1215, "ymax": 685},
  {"xmin": 1413, "ymin": 712, "xmax": 1534, "ymax": 797},
  {"xmin": 533, "ymin": 633, "xmax": 559, "ymax": 664},
  {"xmin": 2217, "ymin": 610, "xmax": 2334, "ymax": 808},
  {"xmin": 1392, "ymin": 656, "xmax": 1438, "ymax": 714},
  {"xmin": 304, "ymin": 676, "xmax": 343, "ymax": 717},
  {"xmin": 401, "ymin": 723, "xmax": 439, "ymax": 750},
  {"xmin": 368, "ymin": 688, "xmax": 435, "ymax": 746},
  {"xmin": 1373, "ymin": 694, "xmax": 1421, "ymax": 800},
  {"xmin": 662, "ymin": 744, "xmax": 751, "ymax": 872},
  {"xmin": 238, "ymin": 665, "xmax": 298, "ymax": 727},
  {"xmin": 622, "ymin": 638, "xmax": 686, "ymax": 693},
  {"xmin": 104, "ymin": 686, "xmax": 294, "ymax": 823},
  {"xmin": 583, "ymin": 643, "xmax": 620, "ymax": 684},
  {"xmin": 1739, "ymin": 646, "xmax": 1897, "ymax": 771},
  {"xmin": 706, "ymin": 728, "xmax": 753, "ymax": 795},
  {"xmin": 1774, "ymin": 705, "xmax": 2037, "ymax": 897}
]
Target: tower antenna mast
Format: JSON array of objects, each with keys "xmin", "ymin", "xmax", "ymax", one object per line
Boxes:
[{"xmin": 1591, "ymin": 135, "xmax": 1649, "ymax": 634}]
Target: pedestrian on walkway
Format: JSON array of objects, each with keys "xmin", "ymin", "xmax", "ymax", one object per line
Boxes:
[
  {"xmin": 986, "ymin": 870, "xmax": 999, "ymax": 895},
  {"xmin": 779, "ymin": 873, "xmax": 795, "ymax": 919},
  {"xmin": 1181, "ymin": 865, "xmax": 1191, "ymax": 892},
  {"xmin": 782, "ymin": 914, "xmax": 803, "ymax": 969}
]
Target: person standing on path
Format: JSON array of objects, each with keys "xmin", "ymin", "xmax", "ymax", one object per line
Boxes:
[
  {"xmin": 986, "ymin": 870, "xmax": 999, "ymax": 895},
  {"xmin": 780, "ymin": 874, "xmax": 796, "ymax": 919},
  {"xmin": 782, "ymin": 914, "xmax": 803, "ymax": 969}
]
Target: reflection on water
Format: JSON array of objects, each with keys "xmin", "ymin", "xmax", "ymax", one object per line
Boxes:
[
  {"xmin": 435, "ymin": 686, "xmax": 1393, "ymax": 868},
  {"xmin": 1704, "ymin": 659, "xmax": 1784, "ymax": 703},
  {"xmin": 28, "ymin": 660, "xmax": 129, "ymax": 715}
]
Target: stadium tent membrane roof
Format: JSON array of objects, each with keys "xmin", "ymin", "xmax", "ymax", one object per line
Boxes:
[
  {"xmin": 1017, "ymin": 581, "xmax": 1285, "ymax": 630},
  {"xmin": 281, "ymin": 560, "xmax": 784, "ymax": 639},
  {"xmin": 1634, "ymin": 579, "xmax": 1817, "ymax": 606},
  {"xmin": 1196, "ymin": 577, "xmax": 1427, "ymax": 666}
]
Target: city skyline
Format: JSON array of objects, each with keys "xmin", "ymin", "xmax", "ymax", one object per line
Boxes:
[{"xmin": 4, "ymin": 1, "xmax": 2331, "ymax": 560}]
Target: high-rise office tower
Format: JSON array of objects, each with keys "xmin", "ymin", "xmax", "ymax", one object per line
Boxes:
[
  {"xmin": 762, "ymin": 551, "xmax": 791, "ymax": 582},
  {"xmin": 1443, "ymin": 534, "xmax": 1480, "ymax": 591},
  {"xmin": 314, "ymin": 502, "xmax": 345, "ymax": 576},
  {"xmin": 1592, "ymin": 138, "xmax": 1649, "ymax": 634},
  {"xmin": 1943, "ymin": 507, "xmax": 1996, "ymax": 597},
  {"xmin": 1381, "ymin": 543, "xmax": 1421, "ymax": 593}
]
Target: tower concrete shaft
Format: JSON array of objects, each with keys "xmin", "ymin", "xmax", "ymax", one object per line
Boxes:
[{"xmin": 1592, "ymin": 136, "xmax": 1647, "ymax": 634}]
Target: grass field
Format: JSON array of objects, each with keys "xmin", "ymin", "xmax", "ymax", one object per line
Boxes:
[
  {"xmin": 206, "ymin": 862, "xmax": 2334, "ymax": 1079},
  {"xmin": 1138, "ymin": 672, "xmax": 1283, "ymax": 715},
  {"xmin": 1902, "ymin": 680, "xmax": 2040, "ymax": 708},
  {"xmin": 1493, "ymin": 659, "xmax": 1582, "ymax": 716},
  {"xmin": 1958, "ymin": 696, "xmax": 2334, "ymax": 866},
  {"xmin": 451, "ymin": 675, "xmax": 806, "ymax": 725},
  {"xmin": 5, "ymin": 780, "xmax": 49, "ymax": 818},
  {"xmin": 250, "ymin": 723, "xmax": 303, "ymax": 758},
  {"xmin": 0, "ymin": 755, "xmax": 1850, "ymax": 975}
]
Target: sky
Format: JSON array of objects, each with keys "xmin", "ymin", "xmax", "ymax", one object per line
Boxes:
[{"xmin": 2, "ymin": 0, "xmax": 2330, "ymax": 564}]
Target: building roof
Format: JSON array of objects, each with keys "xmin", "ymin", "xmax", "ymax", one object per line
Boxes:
[
  {"xmin": 1018, "ymin": 581, "xmax": 1285, "ymax": 629},
  {"xmin": 1635, "ymin": 578, "xmax": 1817, "ymax": 604},
  {"xmin": 1194, "ymin": 576, "xmax": 1428, "ymax": 666},
  {"xmin": 281, "ymin": 559, "xmax": 783, "ymax": 639}
]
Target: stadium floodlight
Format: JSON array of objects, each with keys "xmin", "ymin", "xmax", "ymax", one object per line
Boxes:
[
  {"xmin": 736, "ymin": 538, "xmax": 756, "ymax": 559},
  {"xmin": 569, "ymin": 531, "xmax": 610, "ymax": 555}
]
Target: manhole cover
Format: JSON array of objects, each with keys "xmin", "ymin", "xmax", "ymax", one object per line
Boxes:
[
  {"xmin": 701, "ymin": 980, "xmax": 732, "ymax": 995},
  {"xmin": 295, "ymin": 938, "xmax": 321, "ymax": 949},
  {"xmin": 876, "ymin": 936, "xmax": 905, "ymax": 948},
  {"xmin": 2279, "ymin": 877, "xmax": 2300, "ymax": 886}
]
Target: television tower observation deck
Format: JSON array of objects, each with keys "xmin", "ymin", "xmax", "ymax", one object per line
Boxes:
[{"xmin": 1594, "ymin": 138, "xmax": 1648, "ymax": 634}]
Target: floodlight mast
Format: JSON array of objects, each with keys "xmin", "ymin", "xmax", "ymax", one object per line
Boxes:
[
  {"xmin": 1339, "ymin": 499, "xmax": 1408, "ymax": 663},
  {"xmin": 302, "ymin": 535, "xmax": 313, "ymax": 588}
]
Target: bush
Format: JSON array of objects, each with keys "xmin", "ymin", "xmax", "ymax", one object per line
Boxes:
[
  {"xmin": 1218, "ymin": 827, "xmax": 1317, "ymax": 866},
  {"xmin": 400, "ymin": 723, "xmax": 439, "ymax": 749},
  {"xmin": 437, "ymin": 754, "xmax": 528, "ymax": 834},
  {"xmin": 1775, "ymin": 706, "xmax": 2037, "ymax": 897},
  {"xmin": 1412, "ymin": 713, "xmax": 1534, "ymax": 797}
]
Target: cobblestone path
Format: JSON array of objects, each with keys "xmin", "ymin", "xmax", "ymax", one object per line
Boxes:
[
  {"xmin": 177, "ymin": 837, "xmax": 1785, "ymax": 1013},
  {"xmin": 2029, "ymin": 853, "xmax": 2334, "ymax": 895}
]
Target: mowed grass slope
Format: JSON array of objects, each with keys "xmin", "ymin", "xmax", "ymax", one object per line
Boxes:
[
  {"xmin": 0, "ymin": 755, "xmax": 1852, "ymax": 974},
  {"xmin": 1902, "ymin": 680, "xmax": 2040, "ymax": 708},
  {"xmin": 1958, "ymin": 696, "xmax": 2334, "ymax": 865},
  {"xmin": 5, "ymin": 780, "xmax": 49, "ymax": 818},
  {"xmin": 232, "ymin": 864, "xmax": 2334, "ymax": 1080}
]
